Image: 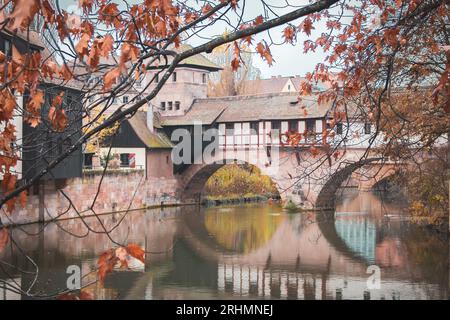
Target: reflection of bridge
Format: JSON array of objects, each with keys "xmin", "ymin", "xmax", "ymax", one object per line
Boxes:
[{"xmin": 1, "ymin": 198, "xmax": 446, "ymax": 300}]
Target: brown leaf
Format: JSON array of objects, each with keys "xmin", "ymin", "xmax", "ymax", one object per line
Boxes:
[
  {"xmin": 126, "ymin": 243, "xmax": 145, "ymax": 263},
  {"xmin": 8, "ymin": 0, "xmax": 39, "ymax": 30},
  {"xmin": 0, "ymin": 228, "xmax": 9, "ymax": 253}
]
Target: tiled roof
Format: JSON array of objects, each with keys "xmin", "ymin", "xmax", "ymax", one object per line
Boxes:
[
  {"xmin": 161, "ymin": 92, "xmax": 332, "ymax": 126},
  {"xmin": 241, "ymin": 77, "xmax": 290, "ymax": 94},
  {"xmin": 127, "ymin": 111, "xmax": 173, "ymax": 148},
  {"xmin": 149, "ymin": 43, "xmax": 222, "ymax": 71}
]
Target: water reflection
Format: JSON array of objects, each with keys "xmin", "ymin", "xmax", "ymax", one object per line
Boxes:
[{"xmin": 0, "ymin": 190, "xmax": 447, "ymax": 300}]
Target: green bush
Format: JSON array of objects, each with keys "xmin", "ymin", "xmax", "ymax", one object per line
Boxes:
[{"xmin": 204, "ymin": 164, "xmax": 279, "ymax": 200}]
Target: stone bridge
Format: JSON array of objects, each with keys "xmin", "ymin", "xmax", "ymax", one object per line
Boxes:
[{"xmin": 176, "ymin": 145, "xmax": 398, "ymax": 209}]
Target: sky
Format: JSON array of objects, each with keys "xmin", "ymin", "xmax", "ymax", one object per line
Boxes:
[{"xmin": 61, "ymin": 0, "xmax": 329, "ymax": 79}]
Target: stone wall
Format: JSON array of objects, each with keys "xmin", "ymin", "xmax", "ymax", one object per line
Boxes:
[{"xmin": 1, "ymin": 170, "xmax": 181, "ymax": 226}]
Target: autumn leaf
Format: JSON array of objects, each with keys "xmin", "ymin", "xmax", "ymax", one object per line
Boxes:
[
  {"xmin": 97, "ymin": 243, "xmax": 145, "ymax": 283},
  {"xmin": 75, "ymin": 33, "xmax": 91, "ymax": 59},
  {"xmin": 79, "ymin": 0, "xmax": 94, "ymax": 13},
  {"xmin": 98, "ymin": 35, "xmax": 114, "ymax": 57},
  {"xmin": 299, "ymin": 17, "xmax": 314, "ymax": 36},
  {"xmin": 231, "ymin": 57, "xmax": 240, "ymax": 71},
  {"xmin": 255, "ymin": 42, "xmax": 273, "ymax": 66},
  {"xmin": 97, "ymin": 249, "xmax": 118, "ymax": 283},
  {"xmin": 8, "ymin": 0, "xmax": 39, "ymax": 30},
  {"xmin": 19, "ymin": 190, "xmax": 27, "ymax": 208},
  {"xmin": 310, "ymin": 146, "xmax": 319, "ymax": 157},
  {"xmin": 48, "ymin": 92, "xmax": 67, "ymax": 132},
  {"xmin": 283, "ymin": 26, "xmax": 296, "ymax": 43},
  {"xmin": 383, "ymin": 28, "xmax": 399, "ymax": 47},
  {"xmin": 0, "ymin": 228, "xmax": 9, "ymax": 253},
  {"xmin": 26, "ymin": 90, "xmax": 45, "ymax": 127},
  {"xmin": 104, "ymin": 67, "xmax": 121, "ymax": 91},
  {"xmin": 254, "ymin": 15, "xmax": 264, "ymax": 26},
  {"xmin": 126, "ymin": 243, "xmax": 145, "ymax": 263}
]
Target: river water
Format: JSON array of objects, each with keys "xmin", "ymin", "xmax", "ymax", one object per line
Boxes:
[{"xmin": 0, "ymin": 189, "xmax": 448, "ymax": 300}]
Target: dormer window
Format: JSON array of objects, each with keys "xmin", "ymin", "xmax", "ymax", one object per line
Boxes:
[
  {"xmin": 172, "ymin": 72, "xmax": 177, "ymax": 82},
  {"xmin": 155, "ymin": 73, "xmax": 159, "ymax": 83},
  {"xmin": 336, "ymin": 122, "xmax": 343, "ymax": 135},
  {"xmin": 364, "ymin": 123, "xmax": 371, "ymax": 134},
  {"xmin": 4, "ymin": 40, "xmax": 11, "ymax": 58}
]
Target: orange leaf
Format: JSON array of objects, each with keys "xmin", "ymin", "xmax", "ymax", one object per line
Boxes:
[
  {"xmin": 126, "ymin": 243, "xmax": 145, "ymax": 263},
  {"xmin": 254, "ymin": 15, "xmax": 264, "ymax": 26},
  {"xmin": 104, "ymin": 67, "xmax": 121, "ymax": 91},
  {"xmin": 231, "ymin": 57, "xmax": 240, "ymax": 71},
  {"xmin": 8, "ymin": 0, "xmax": 39, "ymax": 30},
  {"xmin": 283, "ymin": 26, "xmax": 296, "ymax": 43},
  {"xmin": 19, "ymin": 190, "xmax": 27, "ymax": 208},
  {"xmin": 75, "ymin": 33, "xmax": 91, "ymax": 58},
  {"xmin": 48, "ymin": 92, "xmax": 67, "ymax": 132},
  {"xmin": 300, "ymin": 17, "xmax": 314, "ymax": 36},
  {"xmin": 97, "ymin": 249, "xmax": 118, "ymax": 283},
  {"xmin": 98, "ymin": 35, "xmax": 114, "ymax": 57},
  {"xmin": 0, "ymin": 228, "xmax": 9, "ymax": 253}
]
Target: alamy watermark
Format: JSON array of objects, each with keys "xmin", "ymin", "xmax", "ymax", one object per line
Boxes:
[
  {"xmin": 170, "ymin": 121, "xmax": 281, "ymax": 174},
  {"xmin": 366, "ymin": 265, "xmax": 381, "ymax": 289}
]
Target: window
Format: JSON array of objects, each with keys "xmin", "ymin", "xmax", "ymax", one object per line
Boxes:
[
  {"xmin": 250, "ymin": 122, "xmax": 259, "ymax": 134},
  {"xmin": 272, "ymin": 120, "xmax": 281, "ymax": 131},
  {"xmin": 225, "ymin": 123, "xmax": 234, "ymax": 135},
  {"xmin": 336, "ymin": 122, "xmax": 343, "ymax": 135},
  {"xmin": 123, "ymin": 96, "xmax": 129, "ymax": 103},
  {"xmin": 168, "ymin": 101, "xmax": 173, "ymax": 110},
  {"xmin": 175, "ymin": 101, "xmax": 180, "ymax": 110},
  {"xmin": 4, "ymin": 40, "xmax": 11, "ymax": 58},
  {"xmin": 172, "ymin": 72, "xmax": 177, "ymax": 82},
  {"xmin": 120, "ymin": 153, "xmax": 130, "ymax": 167},
  {"xmin": 288, "ymin": 85, "xmax": 291, "ymax": 91},
  {"xmin": 202, "ymin": 73, "xmax": 207, "ymax": 84},
  {"xmin": 154, "ymin": 73, "xmax": 159, "ymax": 83},
  {"xmin": 160, "ymin": 101, "xmax": 166, "ymax": 111},
  {"xmin": 288, "ymin": 120, "xmax": 298, "ymax": 132},
  {"xmin": 364, "ymin": 123, "xmax": 371, "ymax": 134},
  {"xmin": 306, "ymin": 119, "xmax": 315, "ymax": 132},
  {"xmin": 83, "ymin": 153, "xmax": 93, "ymax": 168}
]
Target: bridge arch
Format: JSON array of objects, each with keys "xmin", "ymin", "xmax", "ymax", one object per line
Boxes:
[
  {"xmin": 314, "ymin": 158, "xmax": 384, "ymax": 209},
  {"xmin": 179, "ymin": 160, "xmax": 280, "ymax": 202}
]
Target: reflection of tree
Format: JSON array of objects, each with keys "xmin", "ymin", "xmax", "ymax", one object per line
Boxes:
[
  {"xmin": 203, "ymin": 206, "xmax": 284, "ymax": 254},
  {"xmin": 401, "ymin": 226, "xmax": 448, "ymax": 286}
]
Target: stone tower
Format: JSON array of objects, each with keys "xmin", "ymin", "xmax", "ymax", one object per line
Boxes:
[{"xmin": 145, "ymin": 44, "xmax": 222, "ymax": 117}]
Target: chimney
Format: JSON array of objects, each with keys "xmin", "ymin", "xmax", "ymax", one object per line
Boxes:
[{"xmin": 147, "ymin": 103, "xmax": 154, "ymax": 133}]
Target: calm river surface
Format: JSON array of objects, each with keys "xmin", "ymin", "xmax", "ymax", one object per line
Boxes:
[{"xmin": 0, "ymin": 189, "xmax": 448, "ymax": 300}]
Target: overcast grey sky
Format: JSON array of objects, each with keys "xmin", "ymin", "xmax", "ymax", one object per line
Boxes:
[{"xmin": 62, "ymin": 0, "xmax": 328, "ymax": 78}]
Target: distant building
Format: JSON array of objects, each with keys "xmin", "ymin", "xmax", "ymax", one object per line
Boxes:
[
  {"xmin": 98, "ymin": 111, "xmax": 174, "ymax": 177},
  {"xmin": 146, "ymin": 44, "xmax": 222, "ymax": 117},
  {"xmin": 241, "ymin": 75, "xmax": 331, "ymax": 95}
]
